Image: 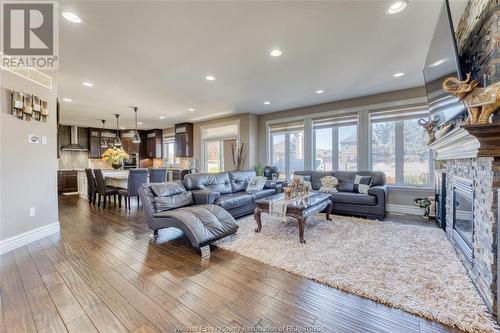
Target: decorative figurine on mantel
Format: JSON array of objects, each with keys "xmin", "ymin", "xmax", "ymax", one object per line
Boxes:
[{"xmin": 442, "ymin": 73, "xmax": 500, "ymax": 125}]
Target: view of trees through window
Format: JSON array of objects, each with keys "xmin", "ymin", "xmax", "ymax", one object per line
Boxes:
[
  {"xmin": 371, "ymin": 118, "xmax": 429, "ymax": 185},
  {"xmin": 371, "ymin": 121, "xmax": 396, "ymax": 183},
  {"xmin": 403, "ymin": 119, "xmax": 430, "ymax": 185}
]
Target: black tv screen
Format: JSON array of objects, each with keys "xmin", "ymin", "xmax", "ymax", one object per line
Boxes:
[{"xmin": 423, "ymin": 0, "xmax": 467, "ymax": 126}]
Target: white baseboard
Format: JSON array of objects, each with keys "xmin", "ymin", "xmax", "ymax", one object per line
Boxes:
[
  {"xmin": 387, "ymin": 204, "xmax": 424, "ymax": 216},
  {"xmin": 0, "ymin": 222, "xmax": 60, "ymax": 255}
]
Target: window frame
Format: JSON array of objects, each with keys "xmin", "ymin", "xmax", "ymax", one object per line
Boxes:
[
  {"xmin": 265, "ymin": 99, "xmax": 433, "ymax": 189},
  {"xmin": 369, "ymin": 117, "xmax": 433, "ymax": 187},
  {"xmin": 313, "ymin": 121, "xmax": 358, "ymax": 171},
  {"xmin": 269, "ymin": 127, "xmax": 304, "ymax": 180}
]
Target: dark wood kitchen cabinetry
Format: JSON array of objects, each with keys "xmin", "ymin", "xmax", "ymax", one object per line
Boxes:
[
  {"xmin": 146, "ymin": 129, "xmax": 163, "ymax": 158},
  {"xmin": 58, "ymin": 125, "xmax": 71, "ymax": 149},
  {"xmin": 77, "ymin": 127, "xmax": 89, "ymax": 150},
  {"xmin": 120, "ymin": 130, "xmax": 140, "ymax": 154},
  {"xmin": 57, "ymin": 170, "xmax": 78, "ymax": 193},
  {"xmin": 89, "ymin": 128, "xmax": 117, "ymax": 158},
  {"xmin": 89, "ymin": 128, "xmax": 102, "ymax": 158},
  {"xmin": 174, "ymin": 123, "xmax": 193, "ymax": 157}
]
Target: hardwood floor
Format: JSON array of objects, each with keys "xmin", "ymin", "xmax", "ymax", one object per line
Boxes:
[{"xmin": 0, "ymin": 195, "xmax": 463, "ymax": 333}]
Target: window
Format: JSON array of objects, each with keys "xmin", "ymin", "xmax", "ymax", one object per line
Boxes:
[
  {"xmin": 269, "ymin": 122, "xmax": 304, "ymax": 179},
  {"xmin": 370, "ymin": 107, "xmax": 430, "ymax": 185},
  {"xmin": 164, "ymin": 137, "xmax": 175, "ymax": 166},
  {"xmin": 205, "ymin": 140, "xmax": 223, "ymax": 173},
  {"xmin": 313, "ymin": 115, "xmax": 357, "ymax": 171},
  {"xmin": 201, "ymin": 122, "xmax": 239, "ymax": 172}
]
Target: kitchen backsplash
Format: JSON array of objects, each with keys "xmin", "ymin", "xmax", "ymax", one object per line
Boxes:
[{"xmin": 58, "ymin": 151, "xmax": 89, "ymax": 169}]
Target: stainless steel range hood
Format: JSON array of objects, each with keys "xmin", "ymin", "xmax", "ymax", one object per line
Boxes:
[{"xmin": 61, "ymin": 126, "xmax": 89, "ymax": 151}]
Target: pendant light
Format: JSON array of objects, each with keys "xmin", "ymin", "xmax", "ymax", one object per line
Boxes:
[
  {"xmin": 132, "ymin": 106, "xmax": 141, "ymax": 143},
  {"xmin": 113, "ymin": 114, "xmax": 122, "ymax": 147},
  {"xmin": 100, "ymin": 119, "xmax": 108, "ymax": 148}
]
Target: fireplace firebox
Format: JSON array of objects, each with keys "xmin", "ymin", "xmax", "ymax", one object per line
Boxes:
[{"xmin": 452, "ymin": 176, "xmax": 474, "ymax": 263}]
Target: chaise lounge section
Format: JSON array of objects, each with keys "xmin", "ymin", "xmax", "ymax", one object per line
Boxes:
[{"xmin": 138, "ymin": 181, "xmax": 238, "ymax": 255}]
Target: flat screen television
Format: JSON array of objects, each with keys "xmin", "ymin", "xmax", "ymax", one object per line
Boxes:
[{"xmin": 423, "ymin": 0, "xmax": 467, "ymax": 126}]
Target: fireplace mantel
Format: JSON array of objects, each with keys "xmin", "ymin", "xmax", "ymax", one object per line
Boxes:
[{"xmin": 429, "ymin": 127, "xmax": 480, "ymax": 160}]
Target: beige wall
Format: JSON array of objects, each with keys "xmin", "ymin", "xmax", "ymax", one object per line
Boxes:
[{"xmin": 1, "ymin": 70, "xmax": 59, "ymax": 245}]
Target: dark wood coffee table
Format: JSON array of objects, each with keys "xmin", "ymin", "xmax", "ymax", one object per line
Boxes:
[{"xmin": 254, "ymin": 192, "xmax": 332, "ymax": 244}]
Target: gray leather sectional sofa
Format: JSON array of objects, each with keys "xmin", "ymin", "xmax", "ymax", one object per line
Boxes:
[
  {"xmin": 183, "ymin": 170, "xmax": 276, "ymax": 218},
  {"xmin": 294, "ymin": 170, "xmax": 387, "ymax": 220}
]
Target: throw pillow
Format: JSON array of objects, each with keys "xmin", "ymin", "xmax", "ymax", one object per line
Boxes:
[
  {"xmin": 246, "ymin": 176, "xmax": 267, "ymax": 191},
  {"xmin": 353, "ymin": 175, "xmax": 372, "ymax": 194},
  {"xmin": 319, "ymin": 176, "xmax": 338, "ymax": 193}
]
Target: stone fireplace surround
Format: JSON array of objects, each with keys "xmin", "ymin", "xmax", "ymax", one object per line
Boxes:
[{"xmin": 430, "ymin": 127, "xmax": 500, "ymax": 315}]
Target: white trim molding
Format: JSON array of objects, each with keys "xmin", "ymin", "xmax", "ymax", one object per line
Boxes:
[
  {"xmin": 387, "ymin": 204, "xmax": 424, "ymax": 216},
  {"xmin": 429, "ymin": 127, "xmax": 480, "ymax": 160},
  {"xmin": 0, "ymin": 222, "xmax": 60, "ymax": 255}
]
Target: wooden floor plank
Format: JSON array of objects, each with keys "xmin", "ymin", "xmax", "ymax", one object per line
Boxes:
[
  {"xmin": 0, "ymin": 195, "xmax": 464, "ymax": 333},
  {"xmin": 0, "ymin": 252, "xmax": 37, "ymax": 333}
]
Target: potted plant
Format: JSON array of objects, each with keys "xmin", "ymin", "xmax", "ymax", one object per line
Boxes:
[{"xmin": 102, "ymin": 146, "xmax": 129, "ymax": 169}]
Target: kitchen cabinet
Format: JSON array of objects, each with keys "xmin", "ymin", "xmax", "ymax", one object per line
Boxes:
[
  {"xmin": 89, "ymin": 128, "xmax": 102, "ymax": 158},
  {"xmin": 59, "ymin": 125, "xmax": 71, "ymax": 148},
  {"xmin": 89, "ymin": 128, "xmax": 116, "ymax": 158},
  {"xmin": 57, "ymin": 170, "xmax": 78, "ymax": 193},
  {"xmin": 77, "ymin": 127, "xmax": 89, "ymax": 150},
  {"xmin": 120, "ymin": 130, "xmax": 139, "ymax": 154},
  {"xmin": 174, "ymin": 123, "xmax": 193, "ymax": 157},
  {"xmin": 146, "ymin": 129, "xmax": 163, "ymax": 158}
]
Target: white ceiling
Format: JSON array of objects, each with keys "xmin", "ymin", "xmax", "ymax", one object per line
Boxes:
[{"xmin": 58, "ymin": 1, "xmax": 467, "ymax": 129}]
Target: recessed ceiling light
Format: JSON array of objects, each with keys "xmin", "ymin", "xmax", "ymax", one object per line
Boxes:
[
  {"xmin": 270, "ymin": 49, "xmax": 282, "ymax": 57},
  {"xmin": 159, "ymin": 116, "xmax": 166, "ymax": 119},
  {"xmin": 205, "ymin": 75, "xmax": 216, "ymax": 81},
  {"xmin": 189, "ymin": 108, "xmax": 195, "ymax": 112},
  {"xmin": 264, "ymin": 101, "xmax": 271, "ymax": 105},
  {"xmin": 316, "ymin": 89, "xmax": 325, "ymax": 94},
  {"xmin": 120, "ymin": 126, "xmax": 125, "ymax": 130},
  {"xmin": 82, "ymin": 81, "xmax": 93, "ymax": 87},
  {"xmin": 63, "ymin": 98, "xmax": 72, "ymax": 102},
  {"xmin": 62, "ymin": 12, "xmax": 82, "ymax": 23},
  {"xmin": 137, "ymin": 122, "xmax": 143, "ymax": 125},
  {"xmin": 387, "ymin": 1, "xmax": 408, "ymax": 14},
  {"xmin": 393, "ymin": 72, "xmax": 405, "ymax": 77}
]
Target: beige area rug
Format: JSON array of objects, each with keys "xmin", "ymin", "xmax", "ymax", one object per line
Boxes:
[{"xmin": 216, "ymin": 213, "xmax": 498, "ymax": 333}]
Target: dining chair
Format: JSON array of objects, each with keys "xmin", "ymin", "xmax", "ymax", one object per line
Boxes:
[
  {"xmin": 94, "ymin": 169, "xmax": 120, "ymax": 209},
  {"xmin": 118, "ymin": 169, "xmax": 148, "ymax": 210},
  {"xmin": 149, "ymin": 167, "xmax": 167, "ymax": 183},
  {"xmin": 85, "ymin": 168, "xmax": 98, "ymax": 205}
]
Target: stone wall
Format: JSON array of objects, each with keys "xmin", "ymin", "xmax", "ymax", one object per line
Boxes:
[
  {"xmin": 456, "ymin": 0, "xmax": 500, "ymax": 83},
  {"xmin": 445, "ymin": 157, "xmax": 500, "ymax": 312}
]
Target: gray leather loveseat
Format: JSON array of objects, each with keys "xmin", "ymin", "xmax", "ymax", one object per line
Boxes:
[
  {"xmin": 183, "ymin": 170, "xmax": 276, "ymax": 218},
  {"xmin": 294, "ymin": 171, "xmax": 387, "ymax": 220}
]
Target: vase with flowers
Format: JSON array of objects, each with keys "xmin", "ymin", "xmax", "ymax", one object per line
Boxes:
[{"xmin": 101, "ymin": 146, "xmax": 129, "ymax": 169}]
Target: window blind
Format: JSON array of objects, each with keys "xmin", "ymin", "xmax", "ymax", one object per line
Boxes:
[
  {"xmin": 369, "ymin": 104, "xmax": 430, "ymax": 123},
  {"xmin": 269, "ymin": 121, "xmax": 304, "ymax": 133},
  {"xmin": 312, "ymin": 114, "xmax": 358, "ymax": 129}
]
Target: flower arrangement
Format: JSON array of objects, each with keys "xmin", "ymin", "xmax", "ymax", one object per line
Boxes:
[{"xmin": 101, "ymin": 146, "xmax": 129, "ymax": 169}]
